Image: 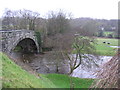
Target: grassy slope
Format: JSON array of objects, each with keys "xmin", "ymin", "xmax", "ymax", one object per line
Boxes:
[
  {"xmin": 1, "ymin": 52, "xmax": 56, "ymax": 88},
  {"xmin": 43, "ymin": 74, "xmax": 94, "ymax": 88},
  {"xmin": 95, "ymin": 38, "xmax": 119, "ymax": 56},
  {"xmin": 1, "ymin": 52, "xmax": 94, "ymax": 88}
]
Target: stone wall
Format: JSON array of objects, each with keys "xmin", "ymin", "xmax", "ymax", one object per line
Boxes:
[{"xmin": 0, "ymin": 30, "xmax": 40, "ymax": 54}]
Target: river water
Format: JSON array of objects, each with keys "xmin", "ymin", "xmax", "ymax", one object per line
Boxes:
[
  {"xmin": 10, "ymin": 51, "xmax": 70, "ymax": 74},
  {"xmin": 10, "ymin": 51, "xmax": 112, "ymax": 78},
  {"xmin": 71, "ymin": 55, "xmax": 112, "ymax": 78}
]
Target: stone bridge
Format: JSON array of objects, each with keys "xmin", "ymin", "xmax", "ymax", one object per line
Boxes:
[{"xmin": 0, "ymin": 30, "xmax": 41, "ymax": 54}]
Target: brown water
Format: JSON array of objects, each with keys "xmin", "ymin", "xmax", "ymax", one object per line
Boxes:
[
  {"xmin": 10, "ymin": 51, "xmax": 112, "ymax": 78},
  {"xmin": 10, "ymin": 51, "xmax": 69, "ymax": 74}
]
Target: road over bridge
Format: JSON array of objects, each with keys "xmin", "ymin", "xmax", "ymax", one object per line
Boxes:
[{"xmin": 0, "ymin": 30, "xmax": 41, "ymax": 54}]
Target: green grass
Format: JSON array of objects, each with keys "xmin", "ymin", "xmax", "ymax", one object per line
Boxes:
[
  {"xmin": 104, "ymin": 31, "xmax": 114, "ymax": 36},
  {"xmin": 1, "ymin": 52, "xmax": 56, "ymax": 88},
  {"xmin": 95, "ymin": 38, "xmax": 119, "ymax": 56},
  {"xmin": 43, "ymin": 73, "xmax": 94, "ymax": 88},
  {"xmin": 1, "ymin": 52, "xmax": 94, "ymax": 88}
]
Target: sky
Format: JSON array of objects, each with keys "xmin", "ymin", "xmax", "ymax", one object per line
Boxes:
[{"xmin": 0, "ymin": 0, "xmax": 119, "ymax": 19}]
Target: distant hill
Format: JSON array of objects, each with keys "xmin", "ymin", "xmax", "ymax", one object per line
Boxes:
[{"xmin": 70, "ymin": 17, "xmax": 118, "ymax": 31}]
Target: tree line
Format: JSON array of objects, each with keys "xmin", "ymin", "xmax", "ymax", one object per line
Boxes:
[{"xmin": 2, "ymin": 9, "xmax": 118, "ymax": 37}]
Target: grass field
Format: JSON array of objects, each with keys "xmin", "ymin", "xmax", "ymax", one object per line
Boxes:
[
  {"xmin": 95, "ymin": 38, "xmax": 119, "ymax": 56},
  {"xmin": 104, "ymin": 31, "xmax": 114, "ymax": 37},
  {"xmin": 1, "ymin": 52, "xmax": 94, "ymax": 88},
  {"xmin": 43, "ymin": 73, "xmax": 94, "ymax": 88}
]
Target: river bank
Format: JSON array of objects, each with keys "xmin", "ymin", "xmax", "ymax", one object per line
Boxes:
[{"xmin": 10, "ymin": 51, "xmax": 112, "ymax": 79}]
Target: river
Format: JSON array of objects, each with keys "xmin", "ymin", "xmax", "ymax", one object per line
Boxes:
[
  {"xmin": 71, "ymin": 55, "xmax": 112, "ymax": 78},
  {"xmin": 10, "ymin": 51, "xmax": 112, "ymax": 78}
]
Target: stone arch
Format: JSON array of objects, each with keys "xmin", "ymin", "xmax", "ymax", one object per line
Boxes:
[{"xmin": 10, "ymin": 37, "xmax": 39, "ymax": 53}]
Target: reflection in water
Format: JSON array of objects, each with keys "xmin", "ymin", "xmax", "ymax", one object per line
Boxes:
[{"xmin": 10, "ymin": 51, "xmax": 112, "ymax": 78}]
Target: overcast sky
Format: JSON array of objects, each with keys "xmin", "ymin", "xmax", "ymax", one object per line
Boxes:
[{"xmin": 0, "ymin": 0, "xmax": 119, "ymax": 19}]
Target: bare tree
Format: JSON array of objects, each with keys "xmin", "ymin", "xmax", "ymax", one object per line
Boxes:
[
  {"xmin": 41, "ymin": 10, "xmax": 73, "ymax": 73},
  {"xmin": 45, "ymin": 10, "xmax": 99, "ymax": 74},
  {"xmin": 2, "ymin": 9, "xmax": 13, "ymax": 30},
  {"xmin": 62, "ymin": 35, "xmax": 98, "ymax": 74},
  {"xmin": 46, "ymin": 10, "xmax": 70, "ymax": 36},
  {"xmin": 19, "ymin": 9, "xmax": 40, "ymax": 30},
  {"xmin": 2, "ymin": 9, "xmax": 40, "ymax": 30}
]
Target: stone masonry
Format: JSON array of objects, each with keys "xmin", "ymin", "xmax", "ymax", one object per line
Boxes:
[{"xmin": 0, "ymin": 30, "xmax": 40, "ymax": 54}]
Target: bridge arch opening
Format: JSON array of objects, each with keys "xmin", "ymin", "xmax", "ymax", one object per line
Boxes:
[{"xmin": 13, "ymin": 38, "xmax": 38, "ymax": 54}]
